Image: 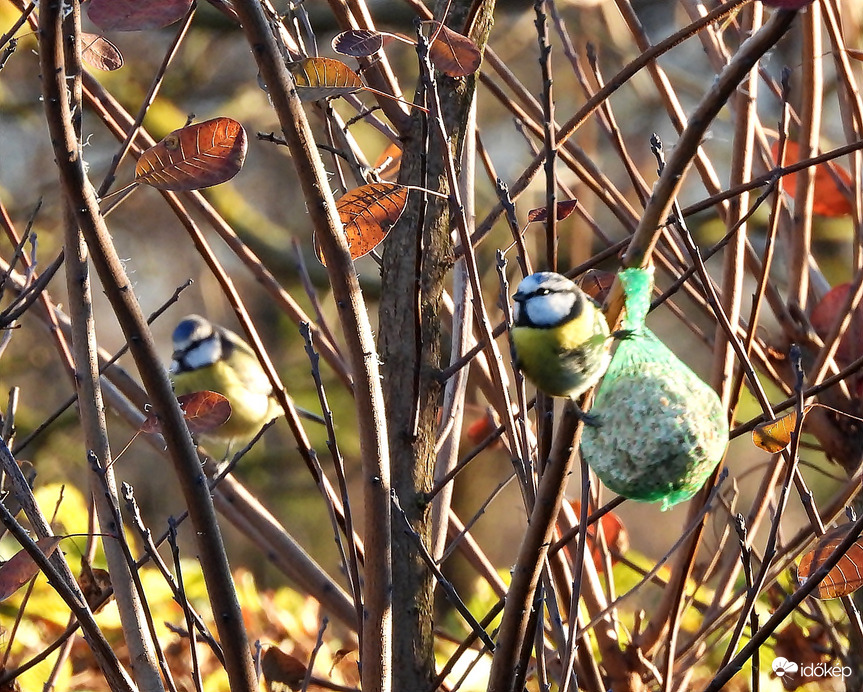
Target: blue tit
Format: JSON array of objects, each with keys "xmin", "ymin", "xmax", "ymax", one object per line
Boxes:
[
  {"xmin": 510, "ymin": 272, "xmax": 613, "ymax": 403},
  {"xmin": 169, "ymin": 314, "xmax": 319, "ymax": 444}
]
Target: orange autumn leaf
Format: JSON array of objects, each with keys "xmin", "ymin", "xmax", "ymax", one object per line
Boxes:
[
  {"xmin": 317, "ymin": 183, "xmax": 409, "ymax": 265},
  {"xmin": 135, "ymin": 117, "xmax": 247, "ymax": 191},
  {"xmin": 288, "ymin": 57, "xmax": 364, "ymax": 101},
  {"xmin": 751, "ymin": 406, "xmax": 813, "ymax": 453},
  {"xmin": 773, "ymin": 140, "xmax": 853, "ymax": 217},
  {"xmin": 373, "ymin": 141, "xmax": 403, "ymax": 181},
  {"xmin": 78, "ymin": 558, "xmax": 113, "ymax": 612},
  {"xmin": 797, "ymin": 523, "xmax": 863, "ymax": 599}
]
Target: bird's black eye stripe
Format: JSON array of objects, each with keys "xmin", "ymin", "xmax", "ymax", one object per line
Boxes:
[{"xmin": 218, "ymin": 332, "xmax": 235, "ymax": 357}]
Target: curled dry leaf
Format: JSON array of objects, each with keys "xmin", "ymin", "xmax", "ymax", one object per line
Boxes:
[
  {"xmin": 87, "ymin": 0, "xmax": 193, "ymax": 31},
  {"xmin": 288, "ymin": 57, "xmax": 364, "ymax": 101},
  {"xmin": 330, "ymin": 648, "xmax": 360, "ymax": 685},
  {"xmin": 773, "ymin": 141, "xmax": 852, "ymax": 217},
  {"xmin": 0, "ymin": 536, "xmax": 63, "ymax": 601},
  {"xmin": 797, "ymin": 523, "xmax": 863, "ymax": 599},
  {"xmin": 332, "ymin": 29, "xmax": 384, "ymax": 57},
  {"xmin": 422, "ymin": 21, "xmax": 482, "ymax": 77},
  {"xmin": 141, "ymin": 391, "xmax": 232, "ymax": 435},
  {"xmin": 316, "ymin": 183, "xmax": 409, "ymax": 265},
  {"xmin": 135, "ymin": 117, "xmax": 247, "ymax": 191},
  {"xmin": 527, "ymin": 199, "xmax": 580, "ymax": 223},
  {"xmin": 261, "ymin": 646, "xmax": 306, "ymax": 692},
  {"xmin": 79, "ymin": 558, "xmax": 113, "ymax": 612},
  {"xmin": 80, "ymin": 33, "xmax": 124, "ymax": 71},
  {"xmin": 751, "ymin": 406, "xmax": 812, "ymax": 453}
]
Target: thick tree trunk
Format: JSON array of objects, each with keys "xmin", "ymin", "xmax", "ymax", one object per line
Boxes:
[{"xmin": 379, "ymin": 2, "xmax": 495, "ymax": 690}]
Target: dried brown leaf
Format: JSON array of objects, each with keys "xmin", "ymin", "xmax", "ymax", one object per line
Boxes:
[
  {"xmin": 0, "ymin": 537, "xmax": 63, "ymax": 601},
  {"xmin": 87, "ymin": 0, "xmax": 192, "ymax": 31},
  {"xmin": 332, "ymin": 29, "xmax": 384, "ymax": 57},
  {"xmin": 797, "ymin": 523, "xmax": 863, "ymax": 599},
  {"xmin": 422, "ymin": 21, "xmax": 481, "ymax": 77},
  {"xmin": 288, "ymin": 57, "xmax": 364, "ymax": 101},
  {"xmin": 262, "ymin": 646, "xmax": 306, "ymax": 692},
  {"xmin": 140, "ymin": 391, "xmax": 232, "ymax": 435},
  {"xmin": 80, "ymin": 33, "xmax": 124, "ymax": 71}
]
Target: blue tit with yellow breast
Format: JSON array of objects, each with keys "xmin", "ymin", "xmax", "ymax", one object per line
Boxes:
[
  {"xmin": 169, "ymin": 314, "xmax": 319, "ymax": 444},
  {"xmin": 510, "ymin": 272, "xmax": 613, "ymax": 409}
]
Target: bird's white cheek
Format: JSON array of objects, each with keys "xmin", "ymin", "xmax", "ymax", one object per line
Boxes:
[
  {"xmin": 526, "ymin": 293, "xmax": 576, "ymax": 326},
  {"xmin": 182, "ymin": 339, "xmax": 222, "ymax": 370},
  {"xmin": 513, "ymin": 302, "xmax": 521, "ymax": 322}
]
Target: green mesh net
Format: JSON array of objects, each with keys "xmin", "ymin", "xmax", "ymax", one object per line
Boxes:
[{"xmin": 581, "ymin": 267, "xmax": 729, "ymax": 510}]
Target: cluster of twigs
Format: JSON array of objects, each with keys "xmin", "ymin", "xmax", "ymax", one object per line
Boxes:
[{"xmin": 1, "ymin": 0, "xmax": 863, "ymax": 691}]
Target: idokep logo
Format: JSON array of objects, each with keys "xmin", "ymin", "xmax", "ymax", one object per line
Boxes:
[
  {"xmin": 771, "ymin": 657, "xmax": 851, "ymax": 681},
  {"xmin": 771, "ymin": 657, "xmax": 799, "ymax": 678}
]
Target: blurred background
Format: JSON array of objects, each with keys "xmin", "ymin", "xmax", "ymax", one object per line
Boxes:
[{"xmin": 0, "ymin": 0, "xmax": 860, "ymax": 617}]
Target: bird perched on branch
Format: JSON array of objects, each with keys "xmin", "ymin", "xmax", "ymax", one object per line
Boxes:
[
  {"xmin": 169, "ymin": 314, "xmax": 320, "ymax": 444},
  {"xmin": 510, "ymin": 272, "xmax": 614, "ymax": 417}
]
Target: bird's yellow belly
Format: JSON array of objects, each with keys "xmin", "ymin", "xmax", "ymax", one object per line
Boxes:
[{"xmin": 511, "ymin": 324, "xmax": 609, "ymax": 399}]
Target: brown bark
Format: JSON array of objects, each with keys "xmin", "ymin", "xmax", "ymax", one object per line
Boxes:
[{"xmin": 379, "ymin": 3, "xmax": 495, "ymax": 690}]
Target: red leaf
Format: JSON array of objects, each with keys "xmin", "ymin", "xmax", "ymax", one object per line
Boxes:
[
  {"xmin": 79, "ymin": 558, "xmax": 113, "ymax": 612},
  {"xmin": 810, "ymin": 282, "xmax": 863, "ymax": 366},
  {"xmin": 87, "ymin": 0, "xmax": 192, "ymax": 31},
  {"xmin": 563, "ymin": 501, "xmax": 629, "ymax": 569},
  {"xmin": 751, "ymin": 406, "xmax": 813, "ymax": 453},
  {"xmin": 288, "ymin": 57, "xmax": 364, "ymax": 101},
  {"xmin": 773, "ymin": 141, "xmax": 853, "ymax": 217},
  {"xmin": 527, "ymin": 199, "xmax": 579, "ymax": 223},
  {"xmin": 577, "ymin": 270, "xmax": 616, "ymax": 304}
]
